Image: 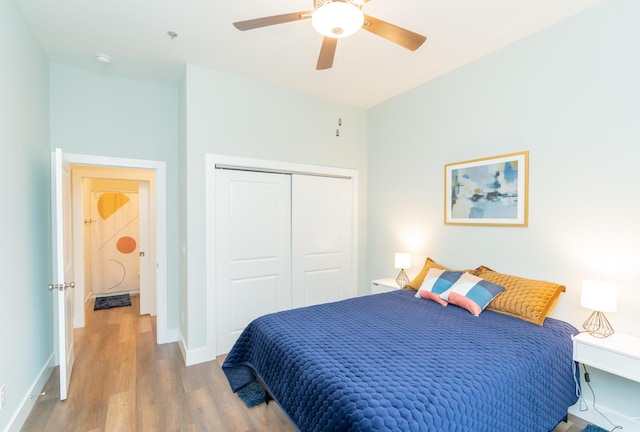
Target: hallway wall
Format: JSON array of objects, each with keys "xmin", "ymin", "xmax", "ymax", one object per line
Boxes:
[
  {"xmin": 0, "ymin": 1, "xmax": 51, "ymax": 430},
  {"xmin": 49, "ymin": 64, "xmax": 180, "ymax": 331}
]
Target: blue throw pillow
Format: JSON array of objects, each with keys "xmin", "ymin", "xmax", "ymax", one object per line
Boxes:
[
  {"xmin": 415, "ymin": 269, "xmax": 463, "ymax": 306},
  {"xmin": 440, "ymin": 272, "xmax": 505, "ymax": 316}
]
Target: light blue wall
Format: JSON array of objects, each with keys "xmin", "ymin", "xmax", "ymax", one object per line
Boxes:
[
  {"xmin": 6, "ymin": 0, "xmax": 638, "ymax": 428},
  {"xmin": 182, "ymin": 64, "xmax": 368, "ymax": 350},
  {"xmin": 0, "ymin": 1, "xmax": 50, "ymax": 431},
  {"xmin": 45, "ymin": 62, "xmax": 368, "ymax": 363},
  {"xmin": 367, "ymin": 0, "xmax": 640, "ymax": 427},
  {"xmin": 48, "ymin": 64, "xmax": 181, "ymax": 330}
]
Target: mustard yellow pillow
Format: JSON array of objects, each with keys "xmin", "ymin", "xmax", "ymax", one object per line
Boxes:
[
  {"xmin": 475, "ymin": 267, "xmax": 565, "ymax": 326},
  {"xmin": 404, "ymin": 258, "xmax": 450, "ymax": 290}
]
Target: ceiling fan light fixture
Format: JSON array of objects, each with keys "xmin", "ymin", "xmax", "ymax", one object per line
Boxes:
[{"xmin": 312, "ymin": 2, "xmax": 364, "ymax": 39}]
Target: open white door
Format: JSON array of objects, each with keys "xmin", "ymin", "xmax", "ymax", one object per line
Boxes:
[{"xmin": 50, "ymin": 148, "xmax": 75, "ymax": 400}]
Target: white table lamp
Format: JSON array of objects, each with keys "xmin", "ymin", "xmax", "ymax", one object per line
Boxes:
[
  {"xmin": 394, "ymin": 253, "xmax": 411, "ymax": 288},
  {"xmin": 580, "ymin": 280, "xmax": 617, "ymax": 338}
]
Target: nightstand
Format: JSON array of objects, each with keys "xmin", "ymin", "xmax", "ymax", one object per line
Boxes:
[
  {"xmin": 371, "ymin": 278, "xmax": 402, "ymax": 294},
  {"xmin": 572, "ymin": 332, "xmax": 640, "ymax": 383}
]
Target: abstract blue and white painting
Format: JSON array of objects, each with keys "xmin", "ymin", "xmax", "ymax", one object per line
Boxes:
[{"xmin": 445, "ymin": 152, "xmax": 528, "ymax": 226}]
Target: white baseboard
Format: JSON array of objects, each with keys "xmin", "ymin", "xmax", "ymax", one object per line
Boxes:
[
  {"xmin": 158, "ymin": 327, "xmax": 178, "ymax": 345},
  {"xmin": 178, "ymin": 332, "xmax": 187, "ymax": 364},
  {"xmin": 177, "ymin": 332, "xmax": 215, "ymax": 366},
  {"xmin": 6, "ymin": 354, "xmax": 55, "ymax": 432},
  {"xmin": 184, "ymin": 344, "xmax": 215, "ymax": 366},
  {"xmin": 90, "ymin": 289, "xmax": 140, "ymax": 298}
]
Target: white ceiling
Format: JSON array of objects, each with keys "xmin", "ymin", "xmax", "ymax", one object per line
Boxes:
[{"xmin": 14, "ymin": 0, "xmax": 606, "ymax": 108}]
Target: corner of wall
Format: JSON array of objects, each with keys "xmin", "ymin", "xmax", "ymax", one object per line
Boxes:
[
  {"xmin": 6, "ymin": 354, "xmax": 55, "ymax": 432},
  {"xmin": 178, "ymin": 332, "xmax": 216, "ymax": 367}
]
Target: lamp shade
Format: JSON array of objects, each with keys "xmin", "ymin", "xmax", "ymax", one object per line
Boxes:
[
  {"xmin": 312, "ymin": 2, "xmax": 364, "ymax": 38},
  {"xmin": 580, "ymin": 280, "xmax": 617, "ymax": 312},
  {"xmin": 394, "ymin": 253, "xmax": 411, "ymax": 270}
]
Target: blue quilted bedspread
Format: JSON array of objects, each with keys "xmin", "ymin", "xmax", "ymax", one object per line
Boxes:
[{"xmin": 223, "ymin": 289, "xmax": 579, "ymax": 431}]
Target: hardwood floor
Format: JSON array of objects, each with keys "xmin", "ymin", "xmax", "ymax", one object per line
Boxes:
[
  {"xmin": 22, "ymin": 295, "xmax": 294, "ymax": 432},
  {"xmin": 22, "ymin": 294, "xmax": 589, "ymax": 431}
]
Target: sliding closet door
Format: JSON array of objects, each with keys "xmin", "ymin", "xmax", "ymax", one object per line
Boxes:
[
  {"xmin": 215, "ymin": 169, "xmax": 292, "ymax": 354},
  {"xmin": 291, "ymin": 175, "xmax": 353, "ymax": 308}
]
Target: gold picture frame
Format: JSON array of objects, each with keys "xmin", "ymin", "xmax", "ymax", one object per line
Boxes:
[{"xmin": 444, "ymin": 151, "xmax": 529, "ymax": 226}]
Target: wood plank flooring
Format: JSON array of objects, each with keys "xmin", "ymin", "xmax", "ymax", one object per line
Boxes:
[
  {"xmin": 22, "ymin": 294, "xmax": 589, "ymax": 431},
  {"xmin": 22, "ymin": 295, "xmax": 294, "ymax": 432}
]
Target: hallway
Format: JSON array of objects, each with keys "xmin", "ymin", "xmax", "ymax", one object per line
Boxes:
[{"xmin": 22, "ymin": 295, "xmax": 295, "ymax": 431}]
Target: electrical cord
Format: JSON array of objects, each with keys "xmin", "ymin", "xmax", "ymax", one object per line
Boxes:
[
  {"xmin": 579, "ymin": 364, "xmax": 623, "ymax": 432},
  {"xmin": 572, "ymin": 359, "xmax": 581, "ymax": 399}
]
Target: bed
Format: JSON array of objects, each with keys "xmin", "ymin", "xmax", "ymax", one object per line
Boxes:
[{"xmin": 222, "ymin": 266, "xmax": 579, "ymax": 432}]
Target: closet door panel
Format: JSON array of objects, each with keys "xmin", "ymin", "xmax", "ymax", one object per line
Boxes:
[
  {"xmin": 292, "ymin": 175, "xmax": 353, "ymax": 308},
  {"xmin": 216, "ymin": 169, "xmax": 291, "ymax": 354},
  {"xmin": 230, "ymin": 276, "xmax": 279, "ymax": 333},
  {"xmin": 302, "ymin": 268, "xmax": 343, "ymax": 307}
]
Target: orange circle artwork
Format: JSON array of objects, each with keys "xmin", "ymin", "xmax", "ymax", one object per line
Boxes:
[{"xmin": 116, "ymin": 236, "xmax": 137, "ymax": 254}]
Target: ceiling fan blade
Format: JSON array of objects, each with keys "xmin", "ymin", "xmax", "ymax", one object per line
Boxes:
[
  {"xmin": 233, "ymin": 11, "xmax": 313, "ymax": 31},
  {"xmin": 316, "ymin": 37, "xmax": 338, "ymax": 70},
  {"xmin": 362, "ymin": 15, "xmax": 426, "ymax": 51}
]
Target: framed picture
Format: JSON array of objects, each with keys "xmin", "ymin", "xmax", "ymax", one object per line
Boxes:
[{"xmin": 444, "ymin": 151, "xmax": 529, "ymax": 226}]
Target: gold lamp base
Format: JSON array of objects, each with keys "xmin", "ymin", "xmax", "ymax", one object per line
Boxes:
[
  {"xmin": 582, "ymin": 311, "xmax": 614, "ymax": 338},
  {"xmin": 395, "ymin": 269, "xmax": 409, "ymax": 288}
]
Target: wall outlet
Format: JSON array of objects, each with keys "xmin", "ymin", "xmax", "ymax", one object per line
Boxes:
[{"xmin": 0, "ymin": 384, "xmax": 5, "ymax": 410}]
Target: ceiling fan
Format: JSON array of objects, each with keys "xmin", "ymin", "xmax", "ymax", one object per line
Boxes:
[{"xmin": 233, "ymin": 0, "xmax": 426, "ymax": 70}]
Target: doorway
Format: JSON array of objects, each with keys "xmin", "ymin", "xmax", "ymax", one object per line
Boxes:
[
  {"xmin": 78, "ymin": 174, "xmax": 150, "ymax": 308},
  {"xmin": 60, "ymin": 151, "xmax": 170, "ymax": 344}
]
